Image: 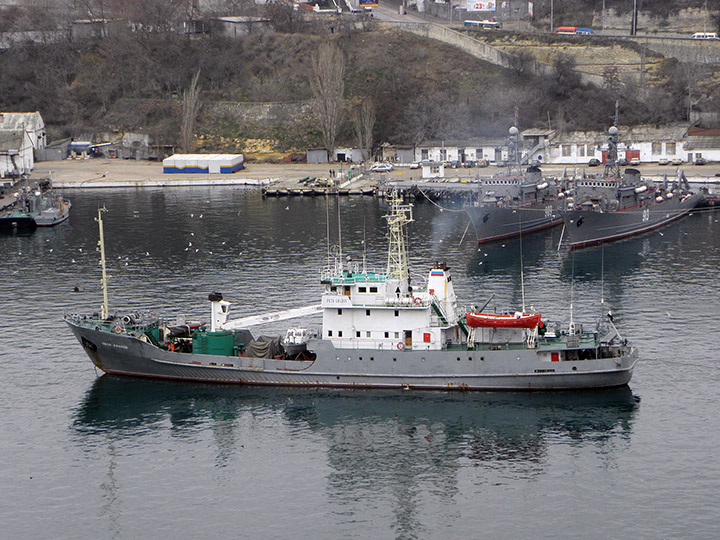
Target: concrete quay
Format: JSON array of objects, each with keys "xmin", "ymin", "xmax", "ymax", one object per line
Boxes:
[{"xmin": 28, "ymin": 159, "xmax": 720, "ymax": 193}]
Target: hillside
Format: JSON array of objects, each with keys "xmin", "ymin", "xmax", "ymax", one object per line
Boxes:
[{"xmin": 0, "ymin": 20, "xmax": 715, "ymax": 154}]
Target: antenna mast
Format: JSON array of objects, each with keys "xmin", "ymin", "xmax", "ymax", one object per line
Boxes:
[
  {"xmin": 385, "ymin": 191, "xmax": 414, "ymax": 281},
  {"xmin": 95, "ymin": 207, "xmax": 109, "ymax": 319}
]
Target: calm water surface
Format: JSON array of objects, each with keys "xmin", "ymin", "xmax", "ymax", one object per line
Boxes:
[{"xmin": 1, "ymin": 188, "xmax": 719, "ymax": 539}]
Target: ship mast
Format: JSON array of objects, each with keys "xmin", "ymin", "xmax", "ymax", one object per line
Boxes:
[
  {"xmin": 604, "ymin": 101, "xmax": 621, "ymax": 179},
  {"xmin": 95, "ymin": 207, "xmax": 109, "ymax": 319},
  {"xmin": 384, "ymin": 191, "xmax": 413, "ymax": 282}
]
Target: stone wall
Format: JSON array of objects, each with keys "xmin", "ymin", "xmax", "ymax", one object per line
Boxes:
[{"xmin": 383, "ymin": 22, "xmax": 605, "ymax": 86}]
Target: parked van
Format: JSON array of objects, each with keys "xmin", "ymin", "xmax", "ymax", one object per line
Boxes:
[{"xmin": 691, "ymin": 32, "xmax": 719, "ymax": 40}]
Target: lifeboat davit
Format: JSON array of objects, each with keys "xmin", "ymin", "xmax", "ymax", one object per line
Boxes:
[{"xmin": 465, "ymin": 312, "xmax": 542, "ymax": 329}]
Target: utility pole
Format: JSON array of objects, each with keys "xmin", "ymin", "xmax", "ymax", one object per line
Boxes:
[
  {"xmin": 602, "ymin": 0, "xmax": 605, "ymax": 31},
  {"xmin": 631, "ymin": 0, "xmax": 637, "ymax": 35},
  {"xmin": 550, "ymin": 0, "xmax": 554, "ymax": 33}
]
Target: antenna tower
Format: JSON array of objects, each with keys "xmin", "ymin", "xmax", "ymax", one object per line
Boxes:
[{"xmin": 385, "ymin": 191, "xmax": 414, "ymax": 281}]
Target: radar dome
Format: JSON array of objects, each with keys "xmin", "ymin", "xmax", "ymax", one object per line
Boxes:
[
  {"xmin": 609, "ymin": 126, "xmax": 619, "ymax": 135},
  {"xmin": 509, "ymin": 126, "xmax": 519, "ymax": 136}
]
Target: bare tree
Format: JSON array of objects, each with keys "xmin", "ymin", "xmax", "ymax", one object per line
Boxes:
[
  {"xmin": 181, "ymin": 69, "xmax": 202, "ymax": 152},
  {"xmin": 351, "ymin": 99, "xmax": 375, "ymax": 162},
  {"xmin": 309, "ymin": 41, "xmax": 345, "ymax": 160}
]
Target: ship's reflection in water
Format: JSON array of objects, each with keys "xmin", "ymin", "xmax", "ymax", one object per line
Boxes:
[{"xmin": 74, "ymin": 376, "xmax": 638, "ymax": 537}]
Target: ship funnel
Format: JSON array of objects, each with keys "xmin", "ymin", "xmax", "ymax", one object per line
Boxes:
[{"xmin": 209, "ymin": 292, "xmax": 231, "ymax": 331}]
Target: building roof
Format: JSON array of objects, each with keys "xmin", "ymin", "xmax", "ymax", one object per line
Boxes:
[
  {"xmin": 0, "ymin": 130, "xmax": 25, "ymax": 152},
  {"xmin": 0, "ymin": 111, "xmax": 44, "ymax": 131},
  {"xmin": 417, "ymin": 138, "xmax": 506, "ymax": 148}
]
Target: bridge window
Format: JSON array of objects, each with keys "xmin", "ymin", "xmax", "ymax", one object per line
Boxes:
[
  {"xmin": 370, "ymin": 287, "xmax": 378, "ymax": 293},
  {"xmin": 394, "ymin": 310, "xmax": 399, "ymax": 317},
  {"xmin": 337, "ymin": 309, "xmax": 342, "ymax": 315},
  {"xmin": 356, "ymin": 331, "xmax": 360, "ymax": 337},
  {"xmin": 366, "ymin": 309, "xmax": 371, "ymax": 316},
  {"xmin": 384, "ymin": 331, "xmax": 389, "ymax": 338},
  {"xmin": 359, "ymin": 286, "xmax": 366, "ymax": 292},
  {"xmin": 338, "ymin": 331, "xmax": 343, "ymax": 337},
  {"xmin": 328, "ymin": 330, "xmax": 332, "ymax": 337}
]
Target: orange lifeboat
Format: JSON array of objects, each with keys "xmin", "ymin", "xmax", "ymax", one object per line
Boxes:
[{"xmin": 465, "ymin": 312, "xmax": 542, "ymax": 329}]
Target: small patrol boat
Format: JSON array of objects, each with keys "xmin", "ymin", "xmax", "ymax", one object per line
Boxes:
[
  {"xmin": 65, "ymin": 194, "xmax": 637, "ymax": 391},
  {"xmin": 0, "ymin": 180, "xmax": 71, "ymax": 231}
]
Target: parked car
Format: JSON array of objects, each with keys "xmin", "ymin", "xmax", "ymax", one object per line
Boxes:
[
  {"xmin": 629, "ymin": 157, "xmax": 641, "ymax": 166},
  {"xmin": 476, "ymin": 159, "xmax": 489, "ymax": 167},
  {"xmin": 409, "ymin": 162, "xmax": 420, "ymax": 169},
  {"xmin": 588, "ymin": 158, "xmax": 601, "ymax": 167},
  {"xmin": 444, "ymin": 160, "xmax": 461, "ymax": 168},
  {"xmin": 462, "ymin": 160, "xmax": 476, "ymax": 168},
  {"xmin": 658, "ymin": 158, "xmax": 669, "ymax": 165},
  {"xmin": 369, "ymin": 162, "xmax": 393, "ymax": 172},
  {"xmin": 617, "ymin": 158, "xmax": 628, "ymax": 166},
  {"xmin": 695, "ymin": 157, "xmax": 707, "ymax": 165},
  {"xmin": 672, "ymin": 158, "xmax": 684, "ymax": 166}
]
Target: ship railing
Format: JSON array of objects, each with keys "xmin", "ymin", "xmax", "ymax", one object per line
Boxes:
[{"xmin": 320, "ymin": 265, "xmax": 387, "ymax": 284}]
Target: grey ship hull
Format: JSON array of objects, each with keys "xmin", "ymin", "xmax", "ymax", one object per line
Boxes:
[
  {"xmin": 466, "ymin": 205, "xmax": 562, "ymax": 244},
  {"xmin": 562, "ymin": 192, "xmax": 704, "ymax": 249},
  {"xmin": 67, "ymin": 321, "xmax": 637, "ymax": 391}
]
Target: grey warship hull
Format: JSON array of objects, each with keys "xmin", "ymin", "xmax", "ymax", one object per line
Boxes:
[
  {"xmin": 562, "ymin": 192, "xmax": 704, "ymax": 249},
  {"xmin": 66, "ymin": 319, "xmax": 637, "ymax": 391},
  {"xmin": 466, "ymin": 204, "xmax": 562, "ymax": 244}
]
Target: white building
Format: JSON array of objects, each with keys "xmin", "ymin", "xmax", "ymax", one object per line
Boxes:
[
  {"xmin": 0, "ymin": 130, "xmax": 35, "ymax": 178},
  {"xmin": 0, "ymin": 111, "xmax": 45, "ymax": 157}
]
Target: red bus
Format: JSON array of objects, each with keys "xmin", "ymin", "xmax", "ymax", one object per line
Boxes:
[{"xmin": 555, "ymin": 26, "xmax": 578, "ymax": 35}]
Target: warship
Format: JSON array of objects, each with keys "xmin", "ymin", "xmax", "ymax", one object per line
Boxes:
[
  {"xmin": 465, "ymin": 126, "xmax": 564, "ymax": 244},
  {"xmin": 561, "ymin": 126, "xmax": 704, "ymax": 248}
]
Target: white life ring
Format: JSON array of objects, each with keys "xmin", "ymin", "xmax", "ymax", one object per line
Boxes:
[
  {"xmin": 397, "ymin": 342, "xmax": 405, "ymax": 350},
  {"xmin": 413, "ymin": 297, "xmax": 422, "ymax": 306}
]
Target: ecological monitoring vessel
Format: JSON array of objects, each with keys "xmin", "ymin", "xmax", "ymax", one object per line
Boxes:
[{"xmin": 65, "ymin": 195, "xmax": 637, "ymax": 391}]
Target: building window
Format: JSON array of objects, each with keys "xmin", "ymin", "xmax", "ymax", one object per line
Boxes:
[
  {"xmin": 578, "ymin": 145, "xmax": 585, "ymax": 157},
  {"xmin": 666, "ymin": 143, "xmax": 676, "ymax": 155},
  {"xmin": 562, "ymin": 145, "xmax": 571, "ymax": 157},
  {"xmin": 440, "ymin": 149, "xmax": 447, "ymax": 160},
  {"xmin": 652, "ymin": 142, "xmax": 662, "ymax": 155},
  {"xmin": 421, "ymin": 149, "xmax": 429, "ymax": 160},
  {"xmin": 431, "ymin": 165, "xmax": 439, "ymax": 174}
]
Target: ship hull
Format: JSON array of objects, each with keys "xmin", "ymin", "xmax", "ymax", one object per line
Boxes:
[
  {"xmin": 67, "ymin": 321, "xmax": 637, "ymax": 391},
  {"xmin": 466, "ymin": 205, "xmax": 562, "ymax": 244},
  {"xmin": 562, "ymin": 192, "xmax": 704, "ymax": 248}
]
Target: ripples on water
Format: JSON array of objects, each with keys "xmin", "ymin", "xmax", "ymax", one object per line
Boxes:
[{"xmin": 1, "ymin": 188, "xmax": 719, "ymax": 539}]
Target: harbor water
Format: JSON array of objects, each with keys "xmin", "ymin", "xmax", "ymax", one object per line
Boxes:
[{"xmin": 1, "ymin": 187, "xmax": 719, "ymax": 539}]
